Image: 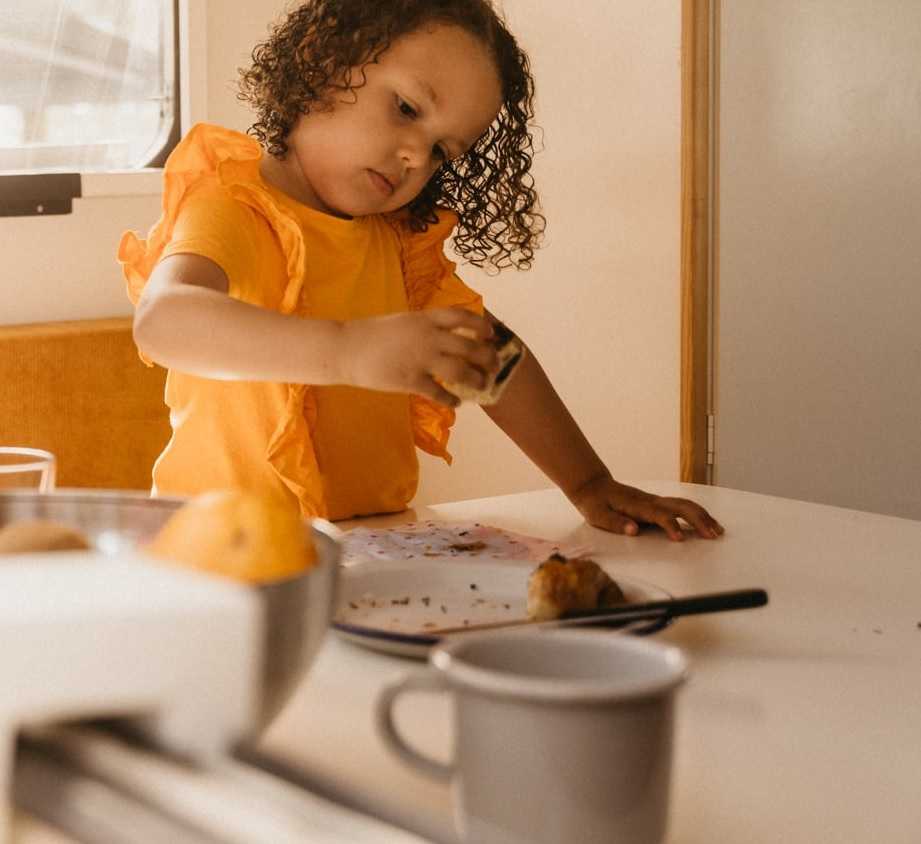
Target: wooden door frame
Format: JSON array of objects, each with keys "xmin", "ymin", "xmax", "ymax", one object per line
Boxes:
[{"xmin": 680, "ymin": 0, "xmax": 716, "ymax": 483}]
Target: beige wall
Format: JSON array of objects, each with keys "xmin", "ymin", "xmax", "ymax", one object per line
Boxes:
[
  {"xmin": 1, "ymin": 1, "xmax": 682, "ymax": 505},
  {"xmin": 715, "ymin": 0, "xmax": 921, "ymax": 519},
  {"xmin": 0, "ymin": 193, "xmax": 161, "ymax": 324},
  {"xmin": 421, "ymin": 1, "xmax": 683, "ymax": 503}
]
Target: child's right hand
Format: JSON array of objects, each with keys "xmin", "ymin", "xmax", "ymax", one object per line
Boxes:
[{"xmin": 340, "ymin": 308, "xmax": 499, "ymax": 407}]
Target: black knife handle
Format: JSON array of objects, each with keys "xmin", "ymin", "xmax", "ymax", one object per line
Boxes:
[{"xmin": 562, "ymin": 588, "xmax": 769, "ymax": 622}]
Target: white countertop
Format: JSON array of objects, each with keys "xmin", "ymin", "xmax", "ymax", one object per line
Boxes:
[{"xmin": 255, "ymin": 482, "xmax": 921, "ymax": 844}]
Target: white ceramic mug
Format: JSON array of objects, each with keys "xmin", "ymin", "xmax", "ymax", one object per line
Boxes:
[{"xmin": 376, "ymin": 630, "xmax": 688, "ymax": 844}]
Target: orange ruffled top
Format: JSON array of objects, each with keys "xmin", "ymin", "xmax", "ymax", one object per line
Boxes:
[{"xmin": 118, "ymin": 123, "xmax": 483, "ymax": 520}]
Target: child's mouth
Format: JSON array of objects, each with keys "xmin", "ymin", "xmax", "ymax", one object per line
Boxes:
[{"xmin": 367, "ymin": 169, "xmax": 395, "ymax": 196}]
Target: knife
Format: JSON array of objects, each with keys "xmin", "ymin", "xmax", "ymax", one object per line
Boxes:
[{"xmin": 422, "ymin": 587, "xmax": 769, "ymax": 636}]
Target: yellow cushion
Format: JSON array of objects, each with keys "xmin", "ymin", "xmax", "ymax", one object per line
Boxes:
[{"xmin": 0, "ymin": 317, "xmax": 169, "ymax": 490}]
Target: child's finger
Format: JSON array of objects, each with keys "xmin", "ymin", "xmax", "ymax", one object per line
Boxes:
[
  {"xmin": 433, "ymin": 357, "xmax": 489, "ymax": 392},
  {"xmin": 418, "ymin": 375, "xmax": 461, "ymax": 408},
  {"xmin": 581, "ymin": 504, "xmax": 639, "ymax": 536},
  {"xmin": 443, "ymin": 333, "xmax": 500, "ymax": 374},
  {"xmin": 430, "ymin": 308, "xmax": 494, "ymax": 340},
  {"xmin": 655, "ymin": 515, "xmax": 686, "ymax": 542},
  {"xmin": 691, "ymin": 514, "xmax": 724, "ymax": 539},
  {"xmin": 667, "ymin": 498, "xmax": 724, "ymax": 539}
]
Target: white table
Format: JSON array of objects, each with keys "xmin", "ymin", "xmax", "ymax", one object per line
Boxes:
[{"xmin": 256, "ymin": 482, "xmax": 921, "ymax": 844}]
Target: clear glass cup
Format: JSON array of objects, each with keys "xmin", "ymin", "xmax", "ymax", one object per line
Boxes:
[{"xmin": 0, "ymin": 447, "xmax": 57, "ymax": 492}]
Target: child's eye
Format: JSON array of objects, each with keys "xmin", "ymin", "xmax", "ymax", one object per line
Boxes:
[
  {"xmin": 432, "ymin": 145, "xmax": 447, "ymax": 161},
  {"xmin": 396, "ymin": 96, "xmax": 417, "ymax": 119}
]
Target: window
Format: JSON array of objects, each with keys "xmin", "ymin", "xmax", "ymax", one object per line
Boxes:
[{"xmin": 0, "ymin": 0, "xmax": 178, "ymax": 174}]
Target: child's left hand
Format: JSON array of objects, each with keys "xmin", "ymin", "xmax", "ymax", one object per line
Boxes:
[{"xmin": 568, "ymin": 474, "xmax": 724, "ymax": 541}]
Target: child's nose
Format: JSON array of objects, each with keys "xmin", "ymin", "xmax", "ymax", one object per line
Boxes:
[{"xmin": 398, "ymin": 128, "xmax": 431, "ymax": 169}]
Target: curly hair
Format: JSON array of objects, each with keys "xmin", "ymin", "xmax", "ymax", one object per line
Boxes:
[{"xmin": 238, "ymin": 0, "xmax": 544, "ymax": 271}]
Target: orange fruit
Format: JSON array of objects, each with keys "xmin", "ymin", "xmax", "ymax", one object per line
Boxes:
[{"xmin": 146, "ymin": 490, "xmax": 316, "ymax": 584}]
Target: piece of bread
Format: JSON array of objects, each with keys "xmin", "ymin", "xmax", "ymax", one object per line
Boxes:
[
  {"xmin": 526, "ymin": 553, "xmax": 626, "ymax": 621},
  {"xmin": 0, "ymin": 519, "xmax": 92, "ymax": 554},
  {"xmin": 442, "ymin": 320, "xmax": 526, "ymax": 406}
]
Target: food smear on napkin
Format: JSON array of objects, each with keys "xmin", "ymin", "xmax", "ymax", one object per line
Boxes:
[{"xmin": 342, "ymin": 520, "xmax": 592, "ymax": 566}]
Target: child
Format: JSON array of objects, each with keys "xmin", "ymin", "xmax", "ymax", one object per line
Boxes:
[{"xmin": 119, "ymin": 0, "xmax": 723, "ymax": 542}]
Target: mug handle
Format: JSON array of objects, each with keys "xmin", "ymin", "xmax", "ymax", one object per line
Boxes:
[{"xmin": 375, "ymin": 670, "xmax": 454, "ymax": 783}]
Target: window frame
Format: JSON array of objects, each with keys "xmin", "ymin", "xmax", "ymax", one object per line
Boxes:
[{"xmin": 0, "ymin": 0, "xmax": 194, "ymax": 214}]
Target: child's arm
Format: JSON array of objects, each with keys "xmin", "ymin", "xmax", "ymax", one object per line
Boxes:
[
  {"xmin": 133, "ymin": 253, "xmax": 498, "ymax": 406},
  {"xmin": 482, "ymin": 313, "xmax": 723, "ymax": 541}
]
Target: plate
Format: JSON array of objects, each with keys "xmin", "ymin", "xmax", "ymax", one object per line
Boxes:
[{"xmin": 332, "ymin": 558, "xmax": 672, "ymax": 659}]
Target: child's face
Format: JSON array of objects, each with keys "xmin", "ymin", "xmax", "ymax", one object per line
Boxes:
[{"xmin": 275, "ymin": 24, "xmax": 503, "ymax": 218}]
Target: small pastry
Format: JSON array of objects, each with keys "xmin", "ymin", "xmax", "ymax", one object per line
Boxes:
[
  {"xmin": 443, "ymin": 320, "xmax": 526, "ymax": 406},
  {"xmin": 526, "ymin": 553, "xmax": 626, "ymax": 621}
]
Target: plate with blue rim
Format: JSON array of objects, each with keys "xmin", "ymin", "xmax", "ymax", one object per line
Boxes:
[{"xmin": 331, "ymin": 557, "xmax": 672, "ymax": 659}]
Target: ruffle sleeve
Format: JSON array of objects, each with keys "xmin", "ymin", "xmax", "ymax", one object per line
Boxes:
[
  {"xmin": 389, "ymin": 210, "xmax": 485, "ymax": 465},
  {"xmin": 118, "ymin": 123, "xmax": 307, "ymax": 318},
  {"xmin": 116, "ymin": 123, "xmax": 326, "ymax": 516}
]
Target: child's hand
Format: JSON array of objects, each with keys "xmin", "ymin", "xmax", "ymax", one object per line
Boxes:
[
  {"xmin": 340, "ymin": 308, "xmax": 499, "ymax": 406},
  {"xmin": 568, "ymin": 474, "xmax": 724, "ymax": 541}
]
